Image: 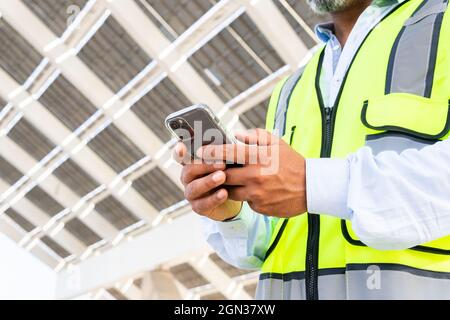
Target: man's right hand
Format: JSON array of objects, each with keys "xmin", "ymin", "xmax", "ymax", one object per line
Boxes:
[{"xmin": 174, "ymin": 143, "xmax": 242, "ymax": 221}]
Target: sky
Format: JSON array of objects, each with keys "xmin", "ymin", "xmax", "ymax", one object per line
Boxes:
[{"xmin": 0, "ymin": 233, "xmax": 56, "ymax": 299}]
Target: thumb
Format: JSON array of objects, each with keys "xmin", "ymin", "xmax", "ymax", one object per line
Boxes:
[{"xmin": 235, "ymin": 128, "xmax": 275, "ymax": 146}]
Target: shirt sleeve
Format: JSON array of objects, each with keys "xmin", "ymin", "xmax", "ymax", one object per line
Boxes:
[
  {"xmin": 306, "ymin": 137, "xmax": 450, "ymax": 250},
  {"xmin": 201, "ymin": 202, "xmax": 278, "ymax": 270}
]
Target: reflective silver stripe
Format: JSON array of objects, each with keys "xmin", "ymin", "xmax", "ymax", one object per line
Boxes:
[
  {"xmin": 317, "ymin": 274, "xmax": 347, "ymax": 300},
  {"xmin": 255, "ymin": 276, "xmax": 305, "ymax": 300},
  {"xmin": 273, "ymin": 67, "xmax": 305, "ymax": 136},
  {"xmin": 386, "ymin": 0, "xmax": 448, "ymax": 97},
  {"xmin": 256, "ymin": 269, "xmax": 346, "ymax": 300},
  {"xmin": 346, "ymin": 264, "xmax": 450, "ymax": 300},
  {"xmin": 366, "ymin": 132, "xmax": 436, "ymax": 155},
  {"xmin": 257, "ymin": 265, "xmax": 450, "ymax": 300}
]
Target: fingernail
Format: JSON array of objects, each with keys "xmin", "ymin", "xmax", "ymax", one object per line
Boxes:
[
  {"xmin": 217, "ymin": 189, "xmax": 226, "ymax": 200},
  {"xmin": 175, "ymin": 144, "xmax": 182, "ymax": 155},
  {"xmin": 212, "ymin": 171, "xmax": 224, "ymax": 182}
]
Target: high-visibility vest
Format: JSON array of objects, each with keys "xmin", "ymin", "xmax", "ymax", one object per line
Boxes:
[{"xmin": 257, "ymin": 0, "xmax": 450, "ymax": 300}]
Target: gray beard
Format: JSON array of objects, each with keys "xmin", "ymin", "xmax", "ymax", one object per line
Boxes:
[{"xmin": 306, "ymin": 0, "xmax": 359, "ymax": 13}]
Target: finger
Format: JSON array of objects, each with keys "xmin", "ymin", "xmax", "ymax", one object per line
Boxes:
[
  {"xmin": 197, "ymin": 144, "xmax": 259, "ymax": 164},
  {"xmin": 185, "ymin": 171, "xmax": 226, "ymax": 201},
  {"xmin": 227, "ymin": 187, "xmax": 249, "ymax": 202},
  {"xmin": 181, "ymin": 162, "xmax": 226, "ymax": 185},
  {"xmin": 172, "ymin": 142, "xmax": 190, "ymax": 165},
  {"xmin": 223, "ymin": 167, "xmax": 252, "ymax": 186},
  {"xmin": 191, "ymin": 188, "xmax": 228, "ymax": 215},
  {"xmin": 235, "ymin": 128, "xmax": 275, "ymax": 146}
]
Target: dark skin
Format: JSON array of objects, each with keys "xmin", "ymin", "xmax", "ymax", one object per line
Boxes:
[
  {"xmin": 332, "ymin": 0, "xmax": 372, "ymax": 46},
  {"xmin": 175, "ymin": 1, "xmax": 372, "ymax": 221}
]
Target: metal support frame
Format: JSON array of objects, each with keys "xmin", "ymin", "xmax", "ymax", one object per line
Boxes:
[{"xmin": 0, "ymin": 0, "xmax": 312, "ymax": 299}]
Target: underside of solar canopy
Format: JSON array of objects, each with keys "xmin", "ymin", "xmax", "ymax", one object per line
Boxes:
[{"xmin": 0, "ymin": 0, "xmax": 326, "ymax": 299}]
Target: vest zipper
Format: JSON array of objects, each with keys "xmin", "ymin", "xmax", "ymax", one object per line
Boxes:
[
  {"xmin": 302, "ymin": 0, "xmax": 410, "ymax": 300},
  {"xmin": 323, "ymin": 107, "xmax": 333, "ymax": 155},
  {"xmin": 305, "ymin": 107, "xmax": 332, "ymax": 300}
]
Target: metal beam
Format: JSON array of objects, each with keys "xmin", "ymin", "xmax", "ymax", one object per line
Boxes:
[
  {"xmin": 0, "ymin": 178, "xmax": 85, "ymax": 256},
  {"xmin": 114, "ymin": 280, "xmax": 143, "ymax": 300},
  {"xmin": 240, "ymin": 0, "xmax": 309, "ymax": 68},
  {"xmin": 55, "ymin": 213, "xmax": 209, "ymax": 299},
  {"xmin": 0, "ymin": 0, "xmax": 183, "ymax": 189},
  {"xmin": 107, "ymin": 0, "xmax": 253, "ymax": 184},
  {"xmin": 190, "ymin": 254, "xmax": 252, "ymax": 300},
  {"xmin": 0, "ymin": 136, "xmax": 117, "ymax": 241},
  {"xmin": 227, "ymin": 65, "xmax": 291, "ymax": 115},
  {"xmin": 0, "ymin": 0, "xmax": 293, "ymax": 297},
  {"xmin": 0, "ymin": 216, "xmax": 60, "ymax": 268},
  {"xmin": 0, "ymin": 215, "xmax": 26, "ymax": 243},
  {"xmin": 141, "ymin": 270, "xmax": 182, "ymax": 300},
  {"xmin": 0, "ymin": 68, "xmax": 159, "ymax": 224},
  {"xmin": 0, "ymin": 0, "xmax": 170, "ymax": 221},
  {"xmin": 108, "ymin": 0, "xmax": 236, "ymax": 109}
]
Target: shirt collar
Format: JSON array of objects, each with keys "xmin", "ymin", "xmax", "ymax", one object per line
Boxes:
[
  {"xmin": 314, "ymin": 0, "xmax": 407, "ymax": 43},
  {"xmin": 315, "ymin": 23, "xmax": 335, "ymax": 43}
]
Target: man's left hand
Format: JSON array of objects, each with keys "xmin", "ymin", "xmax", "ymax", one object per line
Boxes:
[{"xmin": 196, "ymin": 129, "xmax": 307, "ymax": 218}]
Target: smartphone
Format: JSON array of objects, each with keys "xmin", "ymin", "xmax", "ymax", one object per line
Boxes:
[{"xmin": 165, "ymin": 104, "xmax": 241, "ymax": 166}]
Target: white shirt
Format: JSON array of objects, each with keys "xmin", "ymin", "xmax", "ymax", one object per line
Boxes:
[{"xmin": 202, "ymin": 0, "xmax": 450, "ymax": 269}]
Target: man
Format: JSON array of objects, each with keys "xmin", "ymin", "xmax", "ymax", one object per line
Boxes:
[{"xmin": 175, "ymin": 0, "xmax": 450, "ymax": 299}]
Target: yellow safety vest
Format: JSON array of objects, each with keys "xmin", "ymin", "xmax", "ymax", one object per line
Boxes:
[{"xmin": 257, "ymin": 0, "xmax": 450, "ymax": 299}]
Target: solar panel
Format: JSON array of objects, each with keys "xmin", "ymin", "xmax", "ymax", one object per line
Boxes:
[
  {"xmin": 5, "ymin": 195, "xmax": 86, "ymax": 261},
  {"xmin": 53, "ymin": 158, "xmax": 100, "ymax": 197},
  {"xmin": 4, "ymin": 208, "xmax": 36, "ymax": 232},
  {"xmin": 25, "ymin": 186, "xmax": 65, "ymax": 217},
  {"xmin": 209, "ymin": 253, "xmax": 253, "ymax": 277},
  {"xmin": 0, "ymin": 19, "xmax": 43, "ymax": 84},
  {"xmin": 7, "ymin": 118, "xmax": 55, "ymax": 161},
  {"xmin": 131, "ymin": 77, "xmax": 191, "ymax": 142},
  {"xmin": 95, "ymin": 196, "xmax": 139, "ymax": 230},
  {"xmin": 189, "ymin": 13, "xmax": 284, "ymax": 102},
  {"xmin": 274, "ymin": 0, "xmax": 329, "ymax": 49},
  {"xmin": 22, "ymin": 0, "xmax": 89, "ymax": 37},
  {"xmin": 78, "ymin": 16, "xmax": 152, "ymax": 93},
  {"xmin": 239, "ymin": 99, "xmax": 269, "ymax": 129},
  {"xmin": 41, "ymin": 236, "xmax": 72, "ymax": 258},
  {"xmin": 283, "ymin": 0, "xmax": 329, "ymax": 30},
  {"xmin": 65, "ymin": 217, "xmax": 102, "ymax": 246},
  {"xmin": 88, "ymin": 124, "xmax": 146, "ymax": 173},
  {"xmin": 170, "ymin": 262, "xmax": 209, "ymax": 289},
  {"xmin": 38, "ymin": 75, "xmax": 97, "ymax": 131},
  {"xmin": 133, "ymin": 167, "xmax": 184, "ymax": 211},
  {"xmin": 0, "ymin": 0, "xmax": 332, "ymax": 283},
  {"xmin": 136, "ymin": 0, "xmax": 214, "ymax": 41},
  {"xmin": 0, "ymin": 155, "xmax": 24, "ymax": 185}
]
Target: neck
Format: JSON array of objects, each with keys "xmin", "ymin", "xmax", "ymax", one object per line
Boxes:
[{"xmin": 331, "ymin": 0, "xmax": 372, "ymax": 47}]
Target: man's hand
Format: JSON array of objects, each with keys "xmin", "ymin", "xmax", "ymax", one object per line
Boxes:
[
  {"xmin": 173, "ymin": 143, "xmax": 242, "ymax": 221},
  {"xmin": 197, "ymin": 129, "xmax": 307, "ymax": 218}
]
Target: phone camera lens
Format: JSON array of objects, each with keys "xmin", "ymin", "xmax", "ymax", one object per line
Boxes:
[
  {"xmin": 170, "ymin": 121, "xmax": 180, "ymax": 130},
  {"xmin": 170, "ymin": 118, "xmax": 194, "ymax": 140}
]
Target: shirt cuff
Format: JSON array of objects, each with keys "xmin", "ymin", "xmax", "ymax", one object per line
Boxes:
[
  {"xmin": 306, "ymin": 158, "xmax": 352, "ymax": 220},
  {"xmin": 215, "ymin": 202, "xmax": 253, "ymax": 238}
]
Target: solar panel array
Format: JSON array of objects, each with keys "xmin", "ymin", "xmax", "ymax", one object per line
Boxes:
[{"xmin": 0, "ymin": 0, "xmax": 324, "ymax": 299}]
